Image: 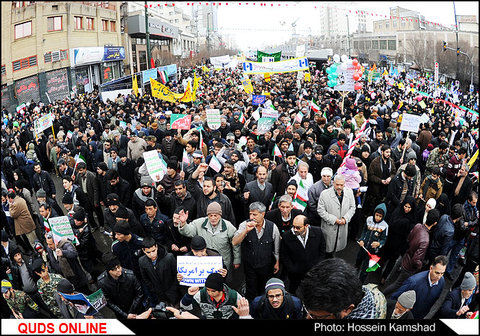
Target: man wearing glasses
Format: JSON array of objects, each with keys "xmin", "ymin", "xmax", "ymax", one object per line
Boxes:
[{"xmin": 249, "ymin": 278, "xmax": 304, "ymax": 319}]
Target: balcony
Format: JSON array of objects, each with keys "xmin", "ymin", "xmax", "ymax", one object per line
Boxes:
[{"xmin": 79, "ymin": 2, "xmax": 116, "ymax": 11}]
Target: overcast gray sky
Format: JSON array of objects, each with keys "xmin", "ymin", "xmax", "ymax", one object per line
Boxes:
[{"xmin": 200, "ymin": 1, "xmax": 479, "ymax": 51}]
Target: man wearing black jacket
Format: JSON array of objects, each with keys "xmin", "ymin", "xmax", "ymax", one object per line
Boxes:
[
  {"xmin": 97, "ymin": 253, "xmax": 145, "ymax": 319},
  {"xmin": 32, "ymin": 163, "xmax": 56, "ymax": 199},
  {"xmin": 105, "ymin": 170, "xmax": 132, "ymax": 208},
  {"xmin": 139, "ymin": 237, "xmax": 178, "ymax": 306}
]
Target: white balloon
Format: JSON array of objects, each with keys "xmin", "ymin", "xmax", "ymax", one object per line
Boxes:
[
  {"xmin": 341, "ymin": 54, "xmax": 348, "ymax": 63},
  {"xmin": 340, "ymin": 63, "xmax": 348, "ymax": 71},
  {"xmin": 333, "ymin": 54, "xmax": 340, "ymax": 63},
  {"xmin": 346, "ymin": 59, "xmax": 353, "ymax": 65}
]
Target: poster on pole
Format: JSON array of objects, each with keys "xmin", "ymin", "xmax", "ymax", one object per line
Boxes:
[
  {"xmin": 434, "ymin": 62, "xmax": 439, "ymax": 84},
  {"xmin": 48, "ymin": 216, "xmax": 78, "ymax": 246},
  {"xmin": 34, "ymin": 113, "xmax": 54, "ymax": 134},
  {"xmin": 206, "ymin": 109, "xmax": 221, "ymax": 130},
  {"xmin": 261, "ymin": 108, "xmax": 278, "ymax": 119},
  {"xmin": 400, "ymin": 113, "xmax": 422, "ymax": 132},
  {"xmin": 143, "ymin": 150, "xmax": 167, "ymax": 182},
  {"xmin": 177, "ymin": 256, "xmax": 223, "ymax": 287},
  {"xmin": 252, "ymin": 95, "xmax": 266, "ymax": 105},
  {"xmin": 334, "ymin": 64, "xmax": 356, "ymax": 91},
  {"xmin": 256, "ymin": 118, "xmax": 276, "ymax": 134}
]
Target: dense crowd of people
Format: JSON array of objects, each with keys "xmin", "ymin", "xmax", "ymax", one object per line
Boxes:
[{"xmin": 0, "ymin": 59, "xmax": 478, "ymax": 320}]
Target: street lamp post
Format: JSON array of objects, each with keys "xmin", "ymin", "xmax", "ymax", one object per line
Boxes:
[
  {"xmin": 346, "ymin": 15, "xmax": 351, "ymax": 58},
  {"xmin": 145, "ymin": 1, "xmax": 152, "ymax": 69}
]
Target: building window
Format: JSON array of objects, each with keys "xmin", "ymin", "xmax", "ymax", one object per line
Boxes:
[
  {"xmin": 74, "ymin": 16, "xmax": 83, "ymax": 30},
  {"xmin": 401, "ymin": 20, "xmax": 406, "ymax": 28},
  {"xmin": 47, "ymin": 16, "xmax": 62, "ymax": 31},
  {"xmin": 14, "ymin": 21, "xmax": 32, "ymax": 39},
  {"xmin": 1, "ymin": 65, "xmax": 6, "ymax": 76},
  {"xmin": 60, "ymin": 49, "xmax": 68, "ymax": 60},
  {"xmin": 86, "ymin": 17, "xmax": 94, "ymax": 30},
  {"xmin": 388, "ymin": 40, "xmax": 396, "ymax": 50},
  {"xmin": 393, "ymin": 20, "xmax": 397, "ymax": 28},
  {"xmin": 385, "ymin": 22, "xmax": 390, "ymax": 29},
  {"xmin": 372, "ymin": 40, "xmax": 379, "ymax": 49},
  {"xmin": 102, "ymin": 19, "xmax": 109, "ymax": 31},
  {"xmin": 110, "ymin": 21, "xmax": 116, "ymax": 32},
  {"xmin": 379, "ymin": 40, "xmax": 387, "ymax": 49},
  {"xmin": 44, "ymin": 52, "xmax": 52, "ymax": 63},
  {"xmin": 12, "ymin": 56, "xmax": 37, "ymax": 72}
]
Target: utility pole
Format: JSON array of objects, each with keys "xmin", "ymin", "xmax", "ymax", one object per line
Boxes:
[
  {"xmin": 346, "ymin": 15, "xmax": 351, "ymax": 58},
  {"xmin": 453, "ymin": 1, "xmax": 459, "ymax": 80},
  {"xmin": 145, "ymin": 0, "xmax": 152, "ymax": 69}
]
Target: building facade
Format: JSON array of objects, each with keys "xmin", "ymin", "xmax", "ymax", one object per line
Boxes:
[{"xmin": 1, "ymin": 1, "xmax": 124, "ymax": 112}]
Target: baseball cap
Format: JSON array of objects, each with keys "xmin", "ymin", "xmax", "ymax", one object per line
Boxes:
[{"xmin": 1, "ymin": 279, "xmax": 12, "ymax": 293}]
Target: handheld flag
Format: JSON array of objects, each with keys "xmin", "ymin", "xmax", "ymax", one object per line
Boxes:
[
  {"xmin": 132, "ymin": 74, "xmax": 139, "ymax": 97},
  {"xmin": 239, "ymin": 111, "xmax": 246, "ymax": 124},
  {"xmin": 358, "ymin": 242, "xmax": 381, "ymax": 272},
  {"xmin": 209, "ymin": 155, "xmax": 223, "ymax": 173},
  {"xmin": 468, "ymin": 149, "xmax": 478, "ymax": 169},
  {"xmin": 292, "ymin": 180, "xmax": 308, "ymax": 211},
  {"xmin": 272, "ymin": 144, "xmax": 282, "ymax": 158},
  {"xmin": 310, "ymin": 98, "xmax": 320, "ymax": 114},
  {"xmin": 182, "ymin": 149, "xmax": 190, "ymax": 170}
]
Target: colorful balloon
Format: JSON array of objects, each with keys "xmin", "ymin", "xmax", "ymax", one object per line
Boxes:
[
  {"xmin": 352, "ymin": 59, "xmax": 359, "ymax": 66},
  {"xmin": 341, "ymin": 54, "xmax": 348, "ymax": 63},
  {"xmin": 354, "ymin": 82, "xmax": 363, "ymax": 90},
  {"xmin": 353, "ymin": 73, "xmax": 360, "ymax": 81},
  {"xmin": 333, "ymin": 54, "xmax": 340, "ymax": 63}
]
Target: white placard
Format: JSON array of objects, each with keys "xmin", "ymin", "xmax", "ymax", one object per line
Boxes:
[
  {"xmin": 206, "ymin": 109, "xmax": 221, "ymax": 130},
  {"xmin": 48, "ymin": 216, "xmax": 78, "ymax": 245},
  {"xmin": 261, "ymin": 108, "xmax": 278, "ymax": 119},
  {"xmin": 334, "ymin": 64, "xmax": 356, "ymax": 92},
  {"xmin": 400, "ymin": 113, "xmax": 422, "ymax": 132},
  {"xmin": 177, "ymin": 256, "xmax": 223, "ymax": 287},
  {"xmin": 143, "ymin": 150, "xmax": 167, "ymax": 182}
]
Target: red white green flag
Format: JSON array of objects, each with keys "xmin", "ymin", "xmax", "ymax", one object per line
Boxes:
[
  {"xmin": 310, "ymin": 98, "xmax": 320, "ymax": 113},
  {"xmin": 272, "ymin": 144, "xmax": 282, "ymax": 158},
  {"xmin": 292, "ymin": 180, "xmax": 308, "ymax": 211}
]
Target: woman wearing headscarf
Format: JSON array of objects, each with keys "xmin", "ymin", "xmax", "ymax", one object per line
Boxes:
[
  {"xmin": 436, "ymin": 193, "xmax": 451, "ymax": 216},
  {"xmin": 379, "ymin": 196, "xmax": 416, "ymax": 284}
]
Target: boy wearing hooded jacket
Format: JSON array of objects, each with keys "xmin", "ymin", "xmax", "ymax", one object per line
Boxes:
[{"xmin": 356, "ymin": 203, "xmax": 388, "ymax": 284}]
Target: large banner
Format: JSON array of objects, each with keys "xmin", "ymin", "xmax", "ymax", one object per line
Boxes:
[
  {"xmin": 210, "ymin": 55, "xmax": 238, "ymax": 69},
  {"xmin": 334, "ymin": 64, "xmax": 356, "ymax": 91},
  {"xmin": 45, "ymin": 69, "xmax": 69, "ymax": 103},
  {"xmin": 257, "ymin": 51, "xmax": 282, "ymax": 62},
  {"xmin": 34, "ymin": 113, "xmax": 53, "ymax": 134},
  {"xmin": 15, "ymin": 75, "xmax": 41, "ymax": 104},
  {"xmin": 206, "ymin": 109, "xmax": 221, "ymax": 130},
  {"xmin": 143, "ymin": 149, "xmax": 167, "ymax": 182},
  {"xmin": 170, "ymin": 114, "xmax": 192, "ymax": 130},
  {"xmin": 243, "ymin": 57, "xmax": 309, "ymax": 74}
]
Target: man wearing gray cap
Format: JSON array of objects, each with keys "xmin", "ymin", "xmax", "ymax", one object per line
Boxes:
[
  {"xmin": 386, "ymin": 290, "xmax": 415, "ymax": 319},
  {"xmin": 438, "ymin": 272, "xmax": 477, "ymax": 318}
]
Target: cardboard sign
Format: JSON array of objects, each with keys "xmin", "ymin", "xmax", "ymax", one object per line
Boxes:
[
  {"xmin": 261, "ymin": 108, "xmax": 278, "ymax": 119},
  {"xmin": 48, "ymin": 216, "xmax": 78, "ymax": 245},
  {"xmin": 170, "ymin": 114, "xmax": 191, "ymax": 130},
  {"xmin": 143, "ymin": 150, "xmax": 167, "ymax": 182},
  {"xmin": 177, "ymin": 256, "xmax": 223, "ymax": 287},
  {"xmin": 252, "ymin": 95, "xmax": 266, "ymax": 105},
  {"xmin": 206, "ymin": 109, "xmax": 221, "ymax": 130},
  {"xmin": 257, "ymin": 118, "xmax": 276, "ymax": 134},
  {"xmin": 400, "ymin": 113, "xmax": 422, "ymax": 132}
]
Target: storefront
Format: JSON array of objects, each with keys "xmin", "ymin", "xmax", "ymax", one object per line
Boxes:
[{"xmin": 69, "ymin": 46, "xmax": 125, "ymax": 94}]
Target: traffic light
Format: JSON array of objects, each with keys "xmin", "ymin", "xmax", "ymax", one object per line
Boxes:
[
  {"xmin": 442, "ymin": 41, "xmax": 447, "ymax": 52},
  {"xmin": 456, "ymin": 48, "xmax": 460, "ymax": 55}
]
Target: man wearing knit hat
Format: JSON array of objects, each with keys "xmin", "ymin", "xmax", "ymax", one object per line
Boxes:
[
  {"xmin": 386, "ymin": 290, "xmax": 415, "ymax": 319},
  {"xmin": 438, "ymin": 272, "xmax": 477, "ymax": 318},
  {"xmin": 177, "ymin": 202, "xmax": 240, "ymax": 284},
  {"xmin": 271, "ymin": 151, "xmax": 298, "ymax": 198},
  {"xmin": 180, "ymin": 272, "xmax": 250, "ymax": 319},
  {"xmin": 36, "ymin": 188, "xmax": 63, "ymax": 218},
  {"xmin": 131, "ymin": 175, "xmax": 160, "ymax": 218},
  {"xmin": 385, "ymin": 164, "xmax": 417, "ymax": 217},
  {"xmin": 249, "ymin": 277, "xmax": 304, "ymax": 319},
  {"xmin": 112, "ymin": 220, "xmax": 144, "ymax": 278}
]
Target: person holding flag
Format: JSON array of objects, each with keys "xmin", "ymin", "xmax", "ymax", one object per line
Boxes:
[{"xmin": 355, "ymin": 203, "xmax": 388, "ymax": 284}]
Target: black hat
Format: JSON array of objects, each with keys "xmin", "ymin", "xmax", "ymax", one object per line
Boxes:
[
  {"xmin": 286, "ymin": 180, "xmax": 298, "ymax": 188},
  {"xmin": 106, "ymin": 193, "xmax": 120, "ymax": 206},
  {"xmin": 285, "ymin": 151, "xmax": 296, "ymax": 158},
  {"xmin": 98, "ymin": 162, "xmax": 108, "ymax": 172},
  {"xmin": 304, "ymin": 141, "xmax": 313, "ymax": 149},
  {"xmin": 62, "ymin": 193, "xmax": 74, "ymax": 204},
  {"xmin": 119, "ymin": 150, "xmax": 127, "ymax": 158},
  {"xmin": 114, "ymin": 207, "xmax": 129, "ymax": 219},
  {"xmin": 31, "ymin": 258, "xmax": 45, "ymax": 274},
  {"xmin": 191, "ymin": 235, "xmax": 207, "ymax": 251},
  {"xmin": 204, "ymin": 272, "xmax": 224, "ymax": 291},
  {"xmin": 167, "ymin": 160, "xmax": 177, "ymax": 170},
  {"xmin": 404, "ymin": 164, "xmax": 416, "ymax": 177},
  {"xmin": 57, "ymin": 279, "xmax": 75, "ymax": 293},
  {"xmin": 73, "ymin": 207, "xmax": 86, "ymax": 221},
  {"xmin": 102, "ymin": 253, "xmax": 121, "ymax": 271},
  {"xmin": 113, "ymin": 221, "xmax": 131, "ymax": 235},
  {"xmin": 1, "ymin": 230, "xmax": 8, "ymax": 242}
]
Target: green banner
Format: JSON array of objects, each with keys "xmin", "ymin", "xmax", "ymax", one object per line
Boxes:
[{"xmin": 257, "ymin": 51, "xmax": 282, "ymax": 62}]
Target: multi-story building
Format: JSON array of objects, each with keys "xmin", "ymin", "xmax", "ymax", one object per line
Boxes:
[
  {"xmin": 190, "ymin": 2, "xmax": 221, "ymax": 53},
  {"xmin": 1, "ymin": 1, "xmax": 124, "ymax": 112}
]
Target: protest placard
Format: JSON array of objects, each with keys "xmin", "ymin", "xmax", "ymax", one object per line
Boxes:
[
  {"xmin": 400, "ymin": 113, "xmax": 422, "ymax": 132},
  {"xmin": 86, "ymin": 289, "xmax": 107, "ymax": 312},
  {"xmin": 143, "ymin": 150, "xmax": 167, "ymax": 182},
  {"xmin": 252, "ymin": 95, "xmax": 266, "ymax": 105},
  {"xmin": 261, "ymin": 108, "xmax": 278, "ymax": 119},
  {"xmin": 177, "ymin": 256, "xmax": 223, "ymax": 286},
  {"xmin": 206, "ymin": 109, "xmax": 221, "ymax": 130},
  {"xmin": 59, "ymin": 292, "xmax": 98, "ymax": 315},
  {"xmin": 170, "ymin": 114, "xmax": 191, "ymax": 130},
  {"xmin": 48, "ymin": 216, "xmax": 78, "ymax": 246},
  {"xmin": 34, "ymin": 113, "xmax": 53, "ymax": 134},
  {"xmin": 257, "ymin": 118, "xmax": 276, "ymax": 134}
]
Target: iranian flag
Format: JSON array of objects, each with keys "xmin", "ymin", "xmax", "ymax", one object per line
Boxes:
[
  {"xmin": 310, "ymin": 98, "xmax": 320, "ymax": 113},
  {"xmin": 239, "ymin": 111, "xmax": 246, "ymax": 123},
  {"xmin": 272, "ymin": 144, "xmax": 282, "ymax": 158},
  {"xmin": 209, "ymin": 155, "xmax": 223, "ymax": 173},
  {"xmin": 292, "ymin": 179, "xmax": 308, "ymax": 211},
  {"xmin": 74, "ymin": 153, "xmax": 86, "ymax": 168},
  {"xmin": 294, "ymin": 111, "xmax": 304, "ymax": 123},
  {"xmin": 158, "ymin": 70, "xmax": 168, "ymax": 84},
  {"xmin": 182, "ymin": 149, "xmax": 190, "ymax": 170}
]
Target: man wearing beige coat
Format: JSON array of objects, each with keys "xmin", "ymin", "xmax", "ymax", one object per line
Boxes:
[
  {"xmin": 317, "ymin": 174, "xmax": 356, "ymax": 258},
  {"xmin": 7, "ymin": 190, "xmax": 38, "ymax": 252}
]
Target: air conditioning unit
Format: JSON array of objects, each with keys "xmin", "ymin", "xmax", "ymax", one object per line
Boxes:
[{"xmin": 52, "ymin": 50, "xmax": 61, "ymax": 62}]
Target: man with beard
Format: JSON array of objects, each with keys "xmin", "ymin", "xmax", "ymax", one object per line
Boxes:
[
  {"xmin": 242, "ymin": 165, "xmax": 274, "ymax": 209},
  {"xmin": 271, "ymin": 151, "xmax": 297, "ymax": 197}
]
